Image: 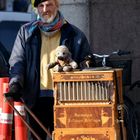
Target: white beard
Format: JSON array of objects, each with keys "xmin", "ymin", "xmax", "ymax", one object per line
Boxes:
[
  {"xmin": 41, "ymin": 14, "xmax": 55, "ymax": 23},
  {"xmin": 40, "ymin": 10, "xmax": 57, "ymax": 23}
]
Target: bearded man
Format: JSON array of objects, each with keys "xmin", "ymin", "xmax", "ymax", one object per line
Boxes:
[{"xmin": 6, "ymin": 0, "xmax": 92, "ymax": 139}]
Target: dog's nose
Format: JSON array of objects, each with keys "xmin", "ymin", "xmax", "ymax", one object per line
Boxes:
[{"xmin": 58, "ymin": 56, "xmax": 64, "ymax": 60}]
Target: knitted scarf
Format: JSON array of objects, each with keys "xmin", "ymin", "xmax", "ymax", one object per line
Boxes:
[{"xmin": 29, "ymin": 11, "xmax": 66, "ymax": 33}]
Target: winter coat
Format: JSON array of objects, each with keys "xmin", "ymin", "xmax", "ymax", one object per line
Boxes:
[{"xmin": 9, "ymin": 21, "xmax": 92, "ymax": 107}]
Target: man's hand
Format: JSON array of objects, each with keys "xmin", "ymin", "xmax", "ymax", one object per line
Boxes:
[{"xmin": 4, "ymin": 83, "xmax": 22, "ymax": 101}]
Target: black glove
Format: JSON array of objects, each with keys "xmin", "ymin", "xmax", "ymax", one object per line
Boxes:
[{"xmin": 4, "ymin": 82, "xmax": 22, "ymax": 101}]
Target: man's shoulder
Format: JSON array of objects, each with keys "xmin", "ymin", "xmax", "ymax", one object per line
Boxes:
[
  {"xmin": 19, "ymin": 20, "xmax": 39, "ymax": 37},
  {"xmin": 62, "ymin": 22, "xmax": 86, "ymax": 37},
  {"xmin": 20, "ymin": 20, "xmax": 36, "ymax": 29}
]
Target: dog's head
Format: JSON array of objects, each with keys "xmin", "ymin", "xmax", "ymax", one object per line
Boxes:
[{"xmin": 55, "ymin": 45, "xmax": 71, "ymax": 61}]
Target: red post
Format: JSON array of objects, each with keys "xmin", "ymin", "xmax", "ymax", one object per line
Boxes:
[
  {"xmin": 0, "ymin": 78, "xmax": 9, "ymax": 139},
  {"xmin": 0, "ymin": 77, "xmax": 9, "ymax": 116},
  {"xmin": 0, "ymin": 82, "xmax": 13, "ymax": 140},
  {"xmin": 14, "ymin": 101, "xmax": 28, "ymax": 140}
]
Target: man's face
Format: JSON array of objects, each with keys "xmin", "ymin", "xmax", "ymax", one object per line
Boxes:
[{"xmin": 37, "ymin": 0, "xmax": 58, "ymax": 23}]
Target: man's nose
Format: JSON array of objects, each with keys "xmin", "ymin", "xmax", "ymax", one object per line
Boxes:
[
  {"xmin": 43, "ymin": 5, "xmax": 47, "ymax": 11},
  {"xmin": 43, "ymin": 2, "xmax": 49, "ymax": 11}
]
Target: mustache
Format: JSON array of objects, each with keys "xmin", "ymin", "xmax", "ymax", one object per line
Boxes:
[{"xmin": 42, "ymin": 12, "xmax": 50, "ymax": 16}]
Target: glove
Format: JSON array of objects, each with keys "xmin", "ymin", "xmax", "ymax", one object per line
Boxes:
[{"xmin": 4, "ymin": 82, "xmax": 22, "ymax": 101}]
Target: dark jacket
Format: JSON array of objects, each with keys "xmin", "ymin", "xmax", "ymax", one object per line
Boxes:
[{"xmin": 9, "ymin": 21, "xmax": 92, "ymax": 107}]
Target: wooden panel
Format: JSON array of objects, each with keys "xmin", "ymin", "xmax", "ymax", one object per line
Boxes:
[
  {"xmin": 53, "ymin": 128, "xmax": 116, "ymax": 140},
  {"xmin": 56, "ymin": 134, "xmax": 110, "ymax": 140},
  {"xmin": 53, "ymin": 70, "xmax": 115, "ymax": 82},
  {"xmin": 54, "ymin": 106, "xmax": 113, "ymax": 128}
]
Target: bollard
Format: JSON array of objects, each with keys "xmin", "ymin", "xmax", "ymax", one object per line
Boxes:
[
  {"xmin": 1, "ymin": 82, "xmax": 13, "ymax": 140},
  {"xmin": 14, "ymin": 101, "xmax": 28, "ymax": 140}
]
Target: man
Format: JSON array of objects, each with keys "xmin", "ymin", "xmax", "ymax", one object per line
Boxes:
[{"xmin": 5, "ymin": 0, "xmax": 92, "ymax": 139}]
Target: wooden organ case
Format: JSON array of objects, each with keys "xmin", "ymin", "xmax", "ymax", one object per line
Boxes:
[{"xmin": 52, "ymin": 69, "xmax": 126, "ymax": 140}]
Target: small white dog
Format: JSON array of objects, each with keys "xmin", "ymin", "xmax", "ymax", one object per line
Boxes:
[{"xmin": 48, "ymin": 45, "xmax": 78, "ymax": 72}]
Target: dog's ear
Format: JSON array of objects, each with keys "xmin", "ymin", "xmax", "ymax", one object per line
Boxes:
[
  {"xmin": 62, "ymin": 45, "xmax": 72, "ymax": 58},
  {"xmin": 66, "ymin": 49, "xmax": 71, "ymax": 58}
]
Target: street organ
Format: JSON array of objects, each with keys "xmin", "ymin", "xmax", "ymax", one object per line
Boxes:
[{"xmin": 52, "ymin": 69, "xmax": 126, "ymax": 140}]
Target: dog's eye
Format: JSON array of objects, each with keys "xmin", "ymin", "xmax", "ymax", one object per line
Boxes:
[{"xmin": 63, "ymin": 52, "xmax": 66, "ymax": 55}]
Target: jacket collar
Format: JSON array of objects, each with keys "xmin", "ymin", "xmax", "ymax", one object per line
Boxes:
[{"xmin": 60, "ymin": 22, "xmax": 75, "ymax": 45}]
